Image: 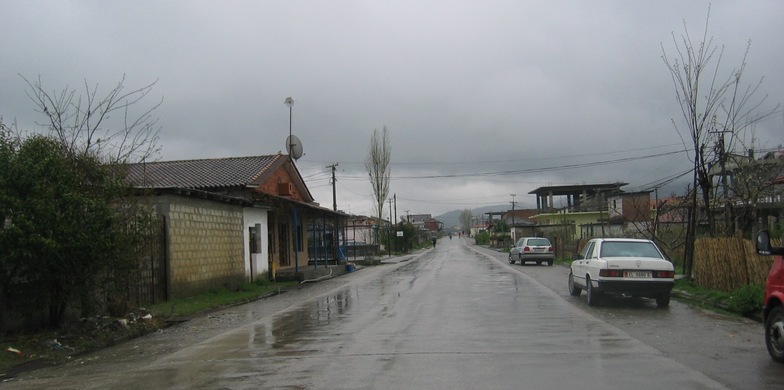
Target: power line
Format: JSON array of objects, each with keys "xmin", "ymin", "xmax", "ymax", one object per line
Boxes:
[
  {"xmin": 306, "ymin": 143, "xmax": 687, "ymax": 167},
  {"xmin": 328, "ymin": 149, "xmax": 688, "ymax": 181},
  {"xmin": 630, "ymin": 169, "xmax": 693, "ymax": 192}
]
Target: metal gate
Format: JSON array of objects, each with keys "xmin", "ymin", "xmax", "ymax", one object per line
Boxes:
[
  {"xmin": 134, "ymin": 215, "xmax": 168, "ymax": 306},
  {"xmin": 114, "ymin": 215, "xmax": 168, "ymax": 307}
]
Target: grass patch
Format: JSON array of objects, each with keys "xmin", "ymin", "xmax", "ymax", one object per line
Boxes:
[
  {"xmin": 673, "ymin": 279, "xmax": 764, "ymax": 317},
  {"xmin": 674, "ymin": 278, "xmax": 733, "ymax": 306},
  {"xmin": 727, "ymin": 283, "xmax": 765, "ymax": 315},
  {"xmin": 1, "ymin": 280, "xmax": 298, "ymax": 376},
  {"xmin": 150, "ymin": 280, "xmax": 298, "ymax": 318}
]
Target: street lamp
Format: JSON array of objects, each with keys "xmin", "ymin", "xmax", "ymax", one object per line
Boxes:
[{"xmin": 284, "ymin": 97, "xmax": 293, "ymax": 161}]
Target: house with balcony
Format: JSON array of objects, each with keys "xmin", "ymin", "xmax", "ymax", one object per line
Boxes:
[{"xmin": 529, "ymin": 183, "xmax": 627, "ymax": 240}]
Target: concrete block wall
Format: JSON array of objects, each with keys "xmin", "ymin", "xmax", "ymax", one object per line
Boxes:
[{"xmin": 157, "ymin": 195, "xmax": 246, "ymax": 298}]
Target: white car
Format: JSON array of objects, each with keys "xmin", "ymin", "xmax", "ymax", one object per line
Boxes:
[
  {"xmin": 508, "ymin": 237, "xmax": 555, "ymax": 266},
  {"xmin": 568, "ymin": 238, "xmax": 675, "ymax": 307}
]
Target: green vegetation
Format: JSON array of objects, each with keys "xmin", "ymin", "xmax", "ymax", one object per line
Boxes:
[
  {"xmin": 474, "ymin": 230, "xmax": 490, "ymax": 245},
  {"xmin": 0, "ymin": 279, "xmax": 298, "ymax": 376},
  {"xmin": 381, "ymin": 222, "xmax": 421, "ymax": 254},
  {"xmin": 674, "ymin": 278, "xmax": 764, "ymax": 316},
  {"xmin": 727, "ymin": 283, "xmax": 765, "ymax": 316},
  {"xmin": 150, "ymin": 280, "xmax": 298, "ymax": 317},
  {"xmin": 412, "ymin": 238, "xmax": 433, "ymax": 251},
  {"xmin": 492, "ymin": 220, "xmax": 509, "ymax": 234},
  {"xmin": 2, "ymin": 78, "xmax": 161, "ymax": 331},
  {"xmin": 675, "ymin": 278, "xmax": 732, "ymax": 303},
  {"xmin": 0, "ymin": 134, "xmax": 153, "ymax": 328}
]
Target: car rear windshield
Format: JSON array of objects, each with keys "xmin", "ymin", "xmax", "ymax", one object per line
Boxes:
[
  {"xmin": 527, "ymin": 238, "xmax": 551, "ymax": 246},
  {"xmin": 600, "ymin": 241, "xmax": 663, "ymax": 258}
]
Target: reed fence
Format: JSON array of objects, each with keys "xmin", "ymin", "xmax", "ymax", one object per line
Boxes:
[{"xmin": 694, "ymin": 235, "xmax": 781, "ymax": 291}]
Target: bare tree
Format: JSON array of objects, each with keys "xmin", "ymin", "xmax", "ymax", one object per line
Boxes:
[
  {"xmin": 661, "ymin": 7, "xmax": 780, "ymax": 273},
  {"xmin": 459, "ymin": 209, "xmax": 473, "ymax": 235},
  {"xmin": 22, "ymin": 75, "xmax": 162, "ymax": 164},
  {"xmin": 365, "ymin": 126, "xmax": 391, "ymax": 222},
  {"xmin": 623, "ymin": 189, "xmax": 690, "ymax": 268}
]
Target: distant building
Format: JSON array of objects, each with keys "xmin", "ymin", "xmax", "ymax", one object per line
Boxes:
[
  {"xmin": 503, "ymin": 209, "xmax": 540, "ymax": 241},
  {"xmin": 409, "ymin": 213, "xmax": 442, "ymax": 232},
  {"xmin": 529, "ymin": 183, "xmax": 626, "ymax": 240}
]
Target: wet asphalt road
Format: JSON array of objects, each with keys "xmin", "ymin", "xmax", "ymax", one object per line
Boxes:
[{"xmin": 5, "ymin": 237, "xmax": 784, "ymax": 389}]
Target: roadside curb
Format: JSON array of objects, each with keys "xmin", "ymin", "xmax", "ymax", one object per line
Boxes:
[{"xmin": 670, "ymin": 289, "xmax": 763, "ymax": 323}]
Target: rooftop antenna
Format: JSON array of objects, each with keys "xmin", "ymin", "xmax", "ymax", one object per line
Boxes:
[{"xmin": 284, "ymin": 97, "xmax": 304, "ymax": 160}]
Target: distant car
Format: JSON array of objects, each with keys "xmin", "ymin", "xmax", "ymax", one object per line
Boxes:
[
  {"xmin": 508, "ymin": 237, "xmax": 554, "ymax": 266},
  {"xmin": 568, "ymin": 238, "xmax": 674, "ymax": 307}
]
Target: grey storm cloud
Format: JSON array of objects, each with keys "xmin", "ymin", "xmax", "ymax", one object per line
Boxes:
[{"xmin": 1, "ymin": 0, "xmax": 782, "ymax": 216}]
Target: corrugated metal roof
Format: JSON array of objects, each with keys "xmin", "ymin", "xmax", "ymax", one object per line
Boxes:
[{"xmin": 124, "ymin": 154, "xmax": 283, "ymax": 189}]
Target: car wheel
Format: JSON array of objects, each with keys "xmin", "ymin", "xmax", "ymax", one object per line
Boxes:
[
  {"xmin": 586, "ymin": 276, "xmax": 600, "ymax": 306},
  {"xmin": 568, "ymin": 272, "xmax": 581, "ymax": 296},
  {"xmin": 765, "ymin": 306, "xmax": 784, "ymax": 363},
  {"xmin": 655, "ymin": 293, "xmax": 670, "ymax": 308},
  {"xmin": 518, "ymin": 254, "xmax": 524, "ymax": 265},
  {"xmin": 547, "ymin": 259, "xmax": 553, "ymax": 266}
]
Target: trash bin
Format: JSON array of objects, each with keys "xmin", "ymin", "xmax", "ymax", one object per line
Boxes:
[{"xmin": 346, "ymin": 264, "xmax": 355, "ymax": 272}]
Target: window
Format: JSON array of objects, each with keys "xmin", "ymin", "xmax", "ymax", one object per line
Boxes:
[
  {"xmin": 600, "ymin": 241, "xmax": 663, "ymax": 258},
  {"xmin": 527, "ymin": 238, "xmax": 551, "ymax": 246},
  {"xmin": 249, "ymin": 224, "xmax": 262, "ymax": 254},
  {"xmin": 581, "ymin": 242, "xmax": 595, "ymax": 259}
]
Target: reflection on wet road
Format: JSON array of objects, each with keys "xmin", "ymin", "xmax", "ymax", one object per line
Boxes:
[
  {"xmin": 125, "ymin": 238, "xmax": 725, "ymax": 389},
  {"xmin": 8, "ymin": 238, "xmax": 736, "ymax": 389}
]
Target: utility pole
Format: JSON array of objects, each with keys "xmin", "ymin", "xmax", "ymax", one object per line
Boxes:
[
  {"xmin": 393, "ymin": 194, "xmax": 397, "ymax": 225},
  {"xmin": 327, "ymin": 163, "xmax": 339, "ymax": 211},
  {"xmin": 388, "ymin": 197, "xmax": 394, "ymax": 257},
  {"xmin": 510, "ymin": 194, "xmax": 516, "ymax": 241},
  {"xmin": 710, "ymin": 129, "xmax": 732, "ymax": 235},
  {"xmin": 393, "ymin": 194, "xmax": 397, "ymax": 253}
]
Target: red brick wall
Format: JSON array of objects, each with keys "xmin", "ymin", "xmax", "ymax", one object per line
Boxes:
[{"xmin": 256, "ymin": 166, "xmax": 305, "ymax": 201}]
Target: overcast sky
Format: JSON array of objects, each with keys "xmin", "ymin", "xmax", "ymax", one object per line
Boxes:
[{"xmin": 2, "ymin": 1, "xmax": 782, "ymax": 218}]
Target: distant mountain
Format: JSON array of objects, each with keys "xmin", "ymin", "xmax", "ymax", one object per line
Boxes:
[{"xmin": 435, "ymin": 205, "xmax": 509, "ymax": 231}]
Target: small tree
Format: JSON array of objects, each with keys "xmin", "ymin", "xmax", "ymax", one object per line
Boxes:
[
  {"xmin": 0, "ymin": 136, "xmax": 132, "ymax": 326},
  {"xmin": 365, "ymin": 126, "xmax": 391, "ymax": 223},
  {"xmin": 0, "ymin": 77, "xmax": 162, "ymax": 328},
  {"xmin": 392, "ymin": 221, "xmax": 418, "ymax": 253},
  {"xmin": 661, "ymin": 7, "xmax": 779, "ymax": 274},
  {"xmin": 459, "ymin": 209, "xmax": 473, "ymax": 235}
]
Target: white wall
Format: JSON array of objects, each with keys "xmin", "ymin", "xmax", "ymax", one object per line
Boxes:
[{"xmin": 243, "ymin": 207, "xmax": 269, "ymax": 282}]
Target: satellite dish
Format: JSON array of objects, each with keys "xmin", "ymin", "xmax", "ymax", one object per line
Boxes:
[{"xmin": 286, "ymin": 135, "xmax": 304, "ymax": 160}]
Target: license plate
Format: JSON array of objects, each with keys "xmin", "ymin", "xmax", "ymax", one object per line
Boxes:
[{"xmin": 624, "ymin": 271, "xmax": 652, "ymax": 278}]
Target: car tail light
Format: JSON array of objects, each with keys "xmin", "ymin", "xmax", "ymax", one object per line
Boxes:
[
  {"xmin": 599, "ymin": 269, "xmax": 623, "ymax": 277},
  {"xmin": 548, "ymin": 246, "xmax": 554, "ymax": 252},
  {"xmin": 523, "ymin": 246, "xmax": 531, "ymax": 252},
  {"xmin": 653, "ymin": 270, "xmax": 675, "ymax": 278}
]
